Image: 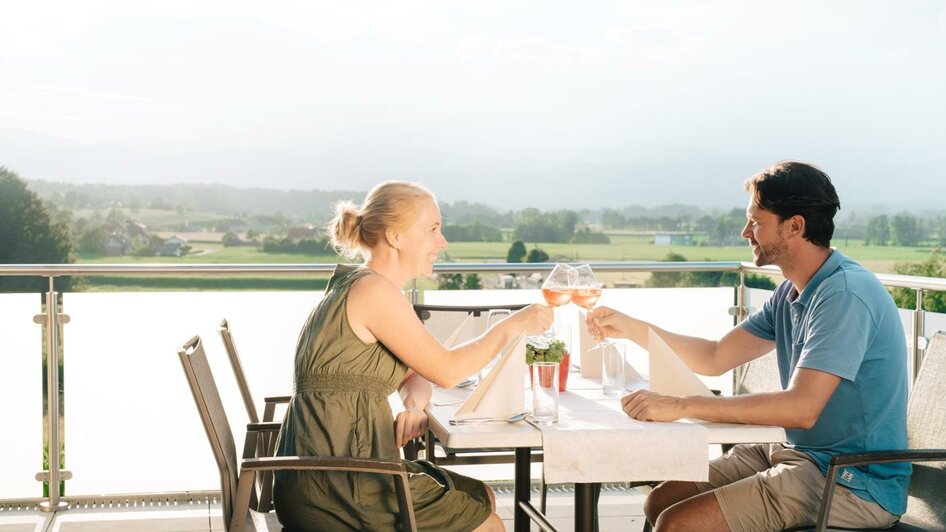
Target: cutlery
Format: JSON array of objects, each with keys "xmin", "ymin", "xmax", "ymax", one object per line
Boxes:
[
  {"xmin": 432, "ymin": 400, "xmax": 466, "ymax": 407},
  {"xmin": 449, "ymin": 411, "xmax": 531, "ymax": 425}
]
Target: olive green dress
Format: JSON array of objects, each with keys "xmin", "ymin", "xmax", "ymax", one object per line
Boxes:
[{"xmin": 273, "ymin": 265, "xmax": 491, "ymax": 531}]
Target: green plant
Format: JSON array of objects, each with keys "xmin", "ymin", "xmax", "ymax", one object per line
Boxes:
[{"xmin": 526, "ymin": 339, "xmax": 567, "ymax": 364}]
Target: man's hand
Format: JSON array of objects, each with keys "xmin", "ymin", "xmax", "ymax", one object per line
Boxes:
[
  {"xmin": 620, "ymin": 390, "xmax": 687, "ymax": 422},
  {"xmin": 587, "ymin": 306, "xmax": 644, "ymax": 344},
  {"xmin": 393, "ymin": 407, "xmax": 429, "ymax": 448}
]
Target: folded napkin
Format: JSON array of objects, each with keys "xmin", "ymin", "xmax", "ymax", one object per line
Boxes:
[
  {"xmin": 648, "ymin": 328, "xmax": 713, "ymax": 397},
  {"xmin": 442, "ymin": 313, "xmax": 478, "ymax": 349},
  {"xmin": 577, "ymin": 310, "xmax": 601, "ymax": 378},
  {"xmin": 538, "ymin": 389, "xmax": 708, "ymax": 484},
  {"xmin": 453, "ymin": 333, "xmax": 527, "ymax": 421}
]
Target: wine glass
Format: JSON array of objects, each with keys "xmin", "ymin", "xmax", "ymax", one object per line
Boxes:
[
  {"xmin": 530, "ymin": 263, "xmax": 575, "ymax": 347},
  {"xmin": 573, "ymin": 264, "xmax": 606, "ymax": 347}
]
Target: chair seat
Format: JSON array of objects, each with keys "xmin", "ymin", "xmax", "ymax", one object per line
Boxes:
[{"xmin": 245, "ymin": 510, "xmax": 283, "ymax": 531}]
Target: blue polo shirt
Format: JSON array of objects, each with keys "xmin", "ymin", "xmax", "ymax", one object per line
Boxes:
[{"xmin": 741, "ymin": 250, "xmax": 911, "ymax": 516}]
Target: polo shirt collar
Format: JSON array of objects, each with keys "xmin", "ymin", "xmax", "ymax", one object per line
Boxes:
[{"xmin": 795, "ymin": 249, "xmax": 843, "ymax": 307}]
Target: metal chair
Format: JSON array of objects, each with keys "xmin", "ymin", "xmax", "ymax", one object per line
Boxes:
[
  {"xmin": 799, "ymin": 330, "xmax": 946, "ymax": 532},
  {"xmin": 219, "ymin": 319, "xmax": 291, "ymax": 424},
  {"xmin": 177, "ymin": 335, "xmax": 417, "ymax": 532},
  {"xmin": 219, "ymin": 319, "xmax": 291, "ymax": 511}
]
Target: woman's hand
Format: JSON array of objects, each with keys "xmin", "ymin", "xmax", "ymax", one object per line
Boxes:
[
  {"xmin": 620, "ymin": 390, "xmax": 687, "ymax": 422},
  {"xmin": 393, "ymin": 407, "xmax": 428, "ymax": 448},
  {"xmin": 587, "ymin": 305, "xmax": 635, "ymax": 341},
  {"xmin": 508, "ymin": 304, "xmax": 554, "ymax": 336}
]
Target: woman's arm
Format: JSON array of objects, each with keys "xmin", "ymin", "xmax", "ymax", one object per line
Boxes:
[
  {"xmin": 393, "ymin": 370, "xmax": 431, "ymax": 448},
  {"xmin": 348, "ymin": 273, "xmax": 553, "ymax": 388}
]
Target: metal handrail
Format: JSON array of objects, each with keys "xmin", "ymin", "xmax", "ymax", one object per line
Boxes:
[
  {"xmin": 0, "ymin": 261, "xmax": 743, "ymax": 276},
  {"xmin": 0, "ymin": 261, "xmax": 943, "ymax": 292}
]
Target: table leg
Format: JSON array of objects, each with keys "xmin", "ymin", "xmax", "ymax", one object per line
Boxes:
[
  {"xmin": 514, "ymin": 447, "xmax": 531, "ymax": 532},
  {"xmin": 575, "ymin": 482, "xmax": 600, "ymax": 532}
]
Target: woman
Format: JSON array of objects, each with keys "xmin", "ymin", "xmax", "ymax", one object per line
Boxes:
[{"xmin": 273, "ymin": 181, "xmax": 552, "ymax": 531}]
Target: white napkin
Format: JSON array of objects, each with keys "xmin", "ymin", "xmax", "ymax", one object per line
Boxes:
[
  {"xmin": 648, "ymin": 328, "xmax": 713, "ymax": 397},
  {"xmin": 577, "ymin": 310, "xmax": 602, "ymax": 378},
  {"xmin": 453, "ymin": 333, "xmax": 527, "ymax": 420},
  {"xmin": 442, "ymin": 313, "xmax": 478, "ymax": 349}
]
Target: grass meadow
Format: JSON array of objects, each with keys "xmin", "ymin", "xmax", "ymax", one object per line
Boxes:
[{"xmin": 72, "ymin": 233, "xmax": 939, "ymax": 291}]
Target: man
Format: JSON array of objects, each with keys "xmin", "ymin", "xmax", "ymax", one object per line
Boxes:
[{"xmin": 589, "ymin": 161, "xmax": 910, "ymax": 532}]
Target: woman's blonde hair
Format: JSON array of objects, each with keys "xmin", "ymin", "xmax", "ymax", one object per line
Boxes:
[{"xmin": 328, "ymin": 181, "xmax": 435, "ymax": 259}]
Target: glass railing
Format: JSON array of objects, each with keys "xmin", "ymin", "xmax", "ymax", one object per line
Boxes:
[{"xmin": 1, "ymin": 261, "xmax": 943, "ymax": 509}]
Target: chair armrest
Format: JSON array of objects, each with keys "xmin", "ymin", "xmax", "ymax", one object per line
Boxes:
[
  {"xmin": 247, "ymin": 422, "xmax": 281, "ymax": 433},
  {"xmin": 241, "ymin": 455, "xmax": 407, "ymax": 475},
  {"xmin": 814, "ymin": 448, "xmax": 946, "ymax": 532},
  {"xmin": 264, "ymin": 395, "xmax": 291, "ymax": 404},
  {"xmin": 828, "ymin": 448, "xmax": 946, "ymax": 468},
  {"xmin": 232, "ymin": 455, "xmax": 417, "ymax": 532}
]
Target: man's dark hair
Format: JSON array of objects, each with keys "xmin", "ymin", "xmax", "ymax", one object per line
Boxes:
[{"xmin": 744, "ymin": 161, "xmax": 841, "ymax": 248}]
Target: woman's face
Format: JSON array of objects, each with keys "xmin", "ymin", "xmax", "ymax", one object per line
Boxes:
[{"xmin": 398, "ymin": 196, "xmax": 448, "ymax": 277}]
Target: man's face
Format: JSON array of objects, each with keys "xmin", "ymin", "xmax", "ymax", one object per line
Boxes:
[{"xmin": 741, "ymin": 202, "xmax": 788, "ymax": 267}]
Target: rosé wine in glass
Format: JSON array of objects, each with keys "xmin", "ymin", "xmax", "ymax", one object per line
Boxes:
[
  {"xmin": 571, "ymin": 288, "xmax": 602, "ymax": 310},
  {"xmin": 542, "ymin": 288, "xmax": 573, "ymax": 307}
]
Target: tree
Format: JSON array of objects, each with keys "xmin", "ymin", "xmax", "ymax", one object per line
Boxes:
[
  {"xmin": 864, "ymin": 215, "xmax": 889, "ymax": 246},
  {"xmin": 462, "ymin": 274, "xmax": 482, "ymax": 290},
  {"xmin": 526, "ymin": 247, "xmax": 549, "ymax": 263},
  {"xmin": 711, "ymin": 209, "xmax": 746, "ymax": 246},
  {"xmin": 646, "ymin": 252, "xmax": 687, "ymax": 288},
  {"xmin": 890, "ymin": 250, "xmax": 946, "ymax": 312},
  {"xmin": 507, "ymin": 241, "xmax": 527, "ymax": 263},
  {"xmin": 0, "ymin": 167, "xmax": 74, "ymax": 291},
  {"xmin": 78, "ymin": 226, "xmax": 109, "ymax": 254},
  {"xmin": 891, "ymin": 213, "xmax": 919, "ymax": 247},
  {"xmin": 222, "ymin": 232, "xmax": 243, "ymax": 247}
]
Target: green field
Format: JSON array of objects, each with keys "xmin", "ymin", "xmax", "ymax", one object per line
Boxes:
[{"xmin": 71, "ymin": 234, "xmax": 940, "ymax": 291}]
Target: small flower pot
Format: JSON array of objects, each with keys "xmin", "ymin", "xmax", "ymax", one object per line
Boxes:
[{"xmin": 529, "ymin": 352, "xmax": 570, "ymax": 392}]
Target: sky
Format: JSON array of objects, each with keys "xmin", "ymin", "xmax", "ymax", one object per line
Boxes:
[{"xmin": 1, "ymin": 1, "xmax": 945, "ymax": 211}]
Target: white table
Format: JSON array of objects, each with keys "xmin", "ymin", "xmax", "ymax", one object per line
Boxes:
[{"xmin": 426, "ymin": 377, "xmax": 786, "ymax": 531}]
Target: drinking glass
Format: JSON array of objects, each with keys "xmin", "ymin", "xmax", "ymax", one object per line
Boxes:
[
  {"xmin": 601, "ymin": 341, "xmax": 626, "ymax": 397},
  {"xmin": 573, "ymin": 264, "xmax": 606, "ymax": 347},
  {"xmin": 531, "ymin": 362, "xmax": 560, "ymax": 424},
  {"xmin": 530, "ymin": 263, "xmax": 575, "ymax": 347},
  {"xmin": 479, "ymin": 309, "xmax": 512, "ymax": 382}
]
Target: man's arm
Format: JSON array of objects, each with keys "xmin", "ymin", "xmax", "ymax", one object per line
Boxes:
[
  {"xmin": 589, "ymin": 306, "xmax": 775, "ymax": 375},
  {"xmin": 621, "ymin": 367, "xmax": 841, "ymax": 428}
]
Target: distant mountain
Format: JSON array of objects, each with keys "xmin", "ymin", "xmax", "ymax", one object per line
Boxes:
[{"xmin": 4, "ymin": 127, "xmax": 944, "ymax": 213}]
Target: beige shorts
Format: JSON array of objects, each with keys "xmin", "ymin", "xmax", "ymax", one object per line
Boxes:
[{"xmin": 692, "ymin": 443, "xmax": 898, "ymax": 532}]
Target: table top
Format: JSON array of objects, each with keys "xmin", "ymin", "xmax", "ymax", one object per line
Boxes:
[{"xmin": 426, "ymin": 376, "xmax": 786, "ymax": 451}]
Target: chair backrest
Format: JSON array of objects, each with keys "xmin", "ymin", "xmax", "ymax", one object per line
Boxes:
[
  {"xmin": 219, "ymin": 319, "xmax": 260, "ymax": 424},
  {"xmin": 903, "ymin": 330, "xmax": 946, "ymax": 527},
  {"xmin": 735, "ymin": 349, "xmax": 782, "ymax": 395},
  {"xmin": 413, "ymin": 303, "xmax": 528, "ymax": 343},
  {"xmin": 178, "ymin": 335, "xmax": 240, "ymax": 527}
]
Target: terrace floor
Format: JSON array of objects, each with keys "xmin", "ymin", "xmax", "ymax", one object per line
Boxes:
[{"xmin": 0, "ymin": 483, "xmax": 648, "ymax": 532}]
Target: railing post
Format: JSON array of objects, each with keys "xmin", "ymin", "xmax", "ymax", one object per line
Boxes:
[
  {"xmin": 36, "ymin": 275, "xmax": 69, "ymax": 511},
  {"xmin": 911, "ymin": 289, "xmax": 925, "ymax": 384},
  {"xmin": 736, "ymin": 271, "xmax": 747, "ymax": 324},
  {"xmin": 411, "ymin": 279, "xmax": 418, "ymax": 305},
  {"xmin": 732, "ymin": 270, "xmax": 749, "ymax": 391}
]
